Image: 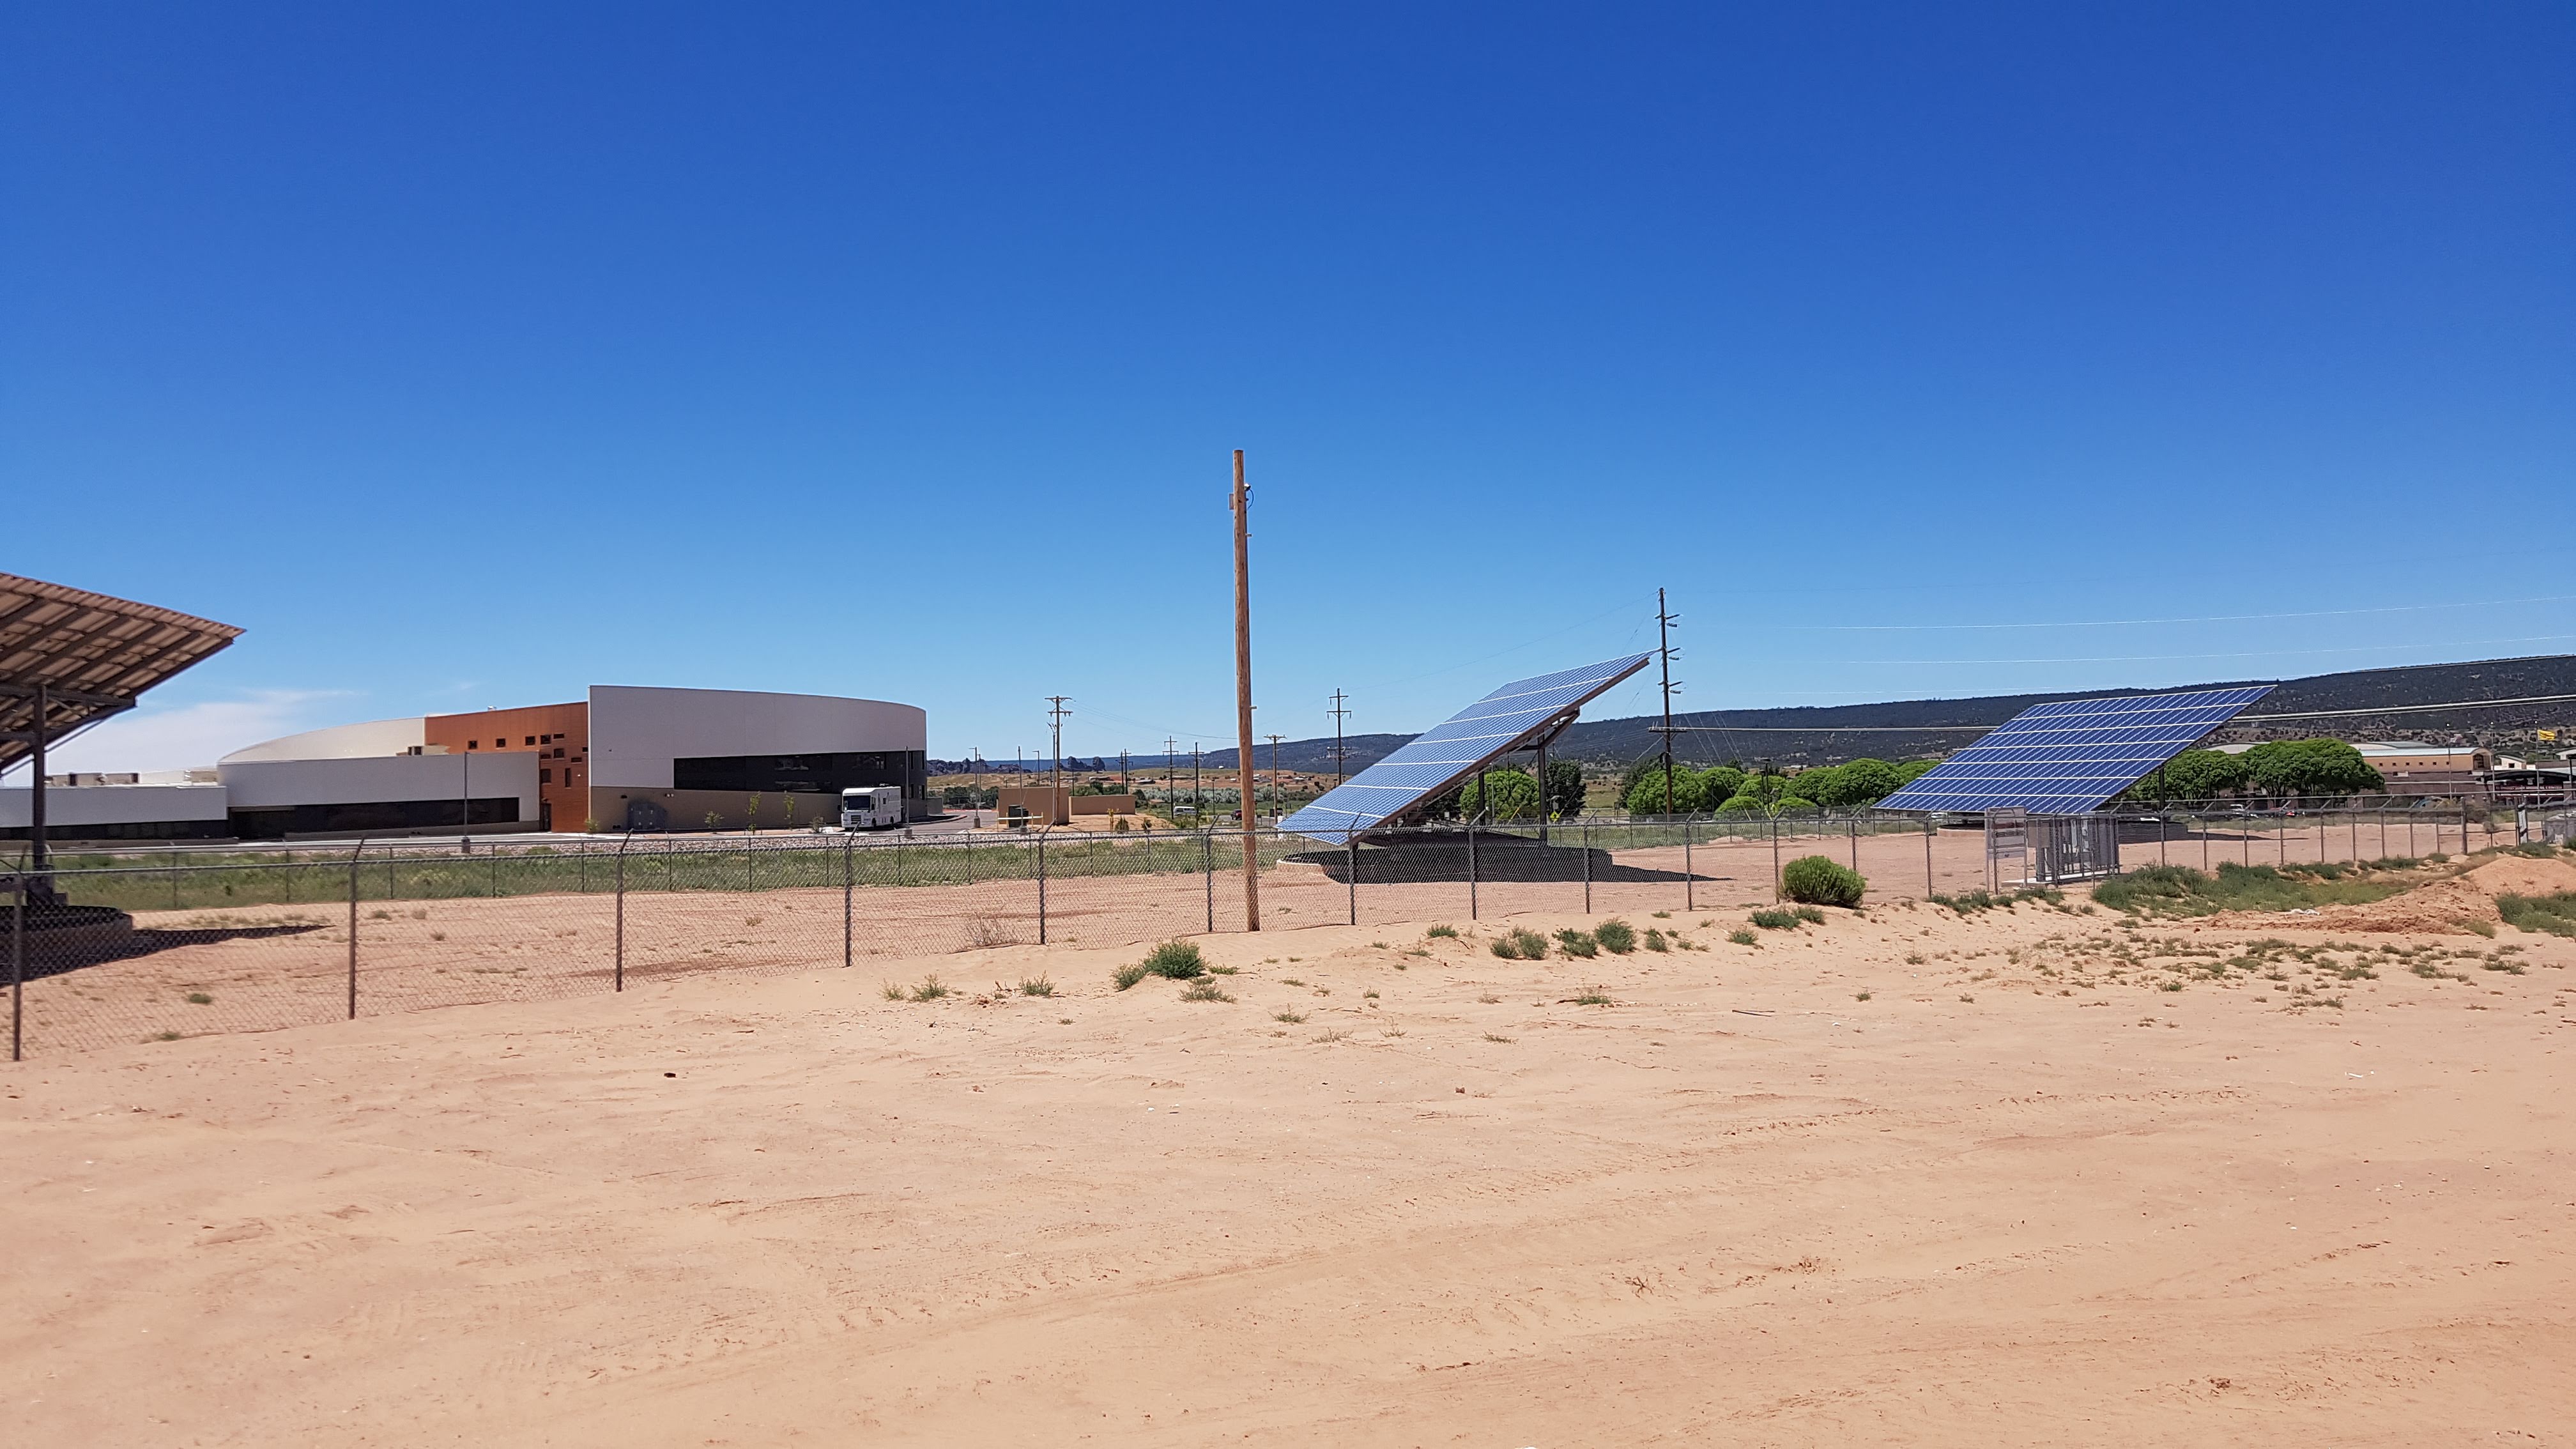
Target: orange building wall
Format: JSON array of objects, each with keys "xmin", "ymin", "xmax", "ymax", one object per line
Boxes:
[{"xmin": 425, "ymin": 702, "xmax": 590, "ymax": 831}]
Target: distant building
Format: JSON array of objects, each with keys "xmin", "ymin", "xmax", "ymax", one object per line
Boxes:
[
  {"xmin": 2354, "ymin": 741, "xmax": 2490, "ymax": 792},
  {"xmin": 3, "ymin": 686, "xmax": 928, "ymax": 842}
]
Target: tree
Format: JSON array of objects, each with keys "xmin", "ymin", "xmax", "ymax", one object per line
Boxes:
[
  {"xmin": 1729, "ymin": 772, "xmax": 1791, "ymax": 808},
  {"xmin": 1694, "ymin": 765, "xmax": 1746, "ymax": 804},
  {"xmin": 1894, "ymin": 758, "xmax": 1940, "ymax": 786},
  {"xmin": 1623, "ymin": 763, "xmax": 1705, "ymax": 816},
  {"xmin": 1459, "ymin": 768, "xmax": 1541, "ymax": 820},
  {"xmin": 1542, "ymin": 760, "xmax": 1586, "ymax": 820},
  {"xmin": 2122, "ymin": 748, "xmax": 2251, "ymax": 804},
  {"xmin": 1791, "ymin": 761, "xmax": 1909, "ymax": 809},
  {"xmin": 2242, "ymin": 739, "xmax": 2384, "ymax": 799}
]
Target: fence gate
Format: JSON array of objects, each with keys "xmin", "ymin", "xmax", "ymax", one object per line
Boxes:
[
  {"xmin": 2029, "ymin": 813, "xmax": 2120, "ymax": 884},
  {"xmin": 1983, "ymin": 808, "xmax": 2026, "ymax": 893}
]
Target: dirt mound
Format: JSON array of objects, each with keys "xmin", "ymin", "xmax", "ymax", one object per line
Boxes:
[{"xmin": 2306, "ymin": 852, "xmax": 2576, "ymax": 935}]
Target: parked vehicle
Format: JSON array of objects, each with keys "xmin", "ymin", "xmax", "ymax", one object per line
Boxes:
[{"xmin": 838, "ymin": 785, "xmax": 905, "ymax": 831}]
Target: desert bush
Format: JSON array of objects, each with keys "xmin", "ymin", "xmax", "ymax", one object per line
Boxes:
[
  {"xmin": 1593, "ymin": 919, "xmax": 1636, "ymax": 953},
  {"xmin": 1178, "ymin": 979, "xmax": 1234, "ymax": 1002},
  {"xmin": 1018, "ymin": 976, "xmax": 1055, "ymax": 997},
  {"xmin": 1489, "ymin": 926, "xmax": 1550, "ymax": 960},
  {"xmin": 2499, "ymin": 892, "xmax": 2576, "ymax": 937},
  {"xmin": 1781, "ymin": 855, "xmax": 1865, "ymax": 907},
  {"xmin": 1112, "ymin": 962, "xmax": 1150, "ymax": 990},
  {"xmin": 1140, "ymin": 940, "xmax": 1208, "ymax": 979},
  {"xmin": 1426, "ymin": 923, "xmax": 1459, "ymax": 939},
  {"xmin": 1554, "ymin": 928, "xmax": 1599, "ymax": 958},
  {"xmin": 1643, "ymin": 927, "xmax": 1669, "ymax": 951},
  {"xmin": 1728, "ymin": 928, "xmax": 1758, "ymax": 946},
  {"xmin": 1748, "ymin": 908, "xmax": 1802, "ymax": 930}
]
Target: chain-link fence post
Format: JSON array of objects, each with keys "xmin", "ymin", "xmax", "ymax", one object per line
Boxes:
[
  {"xmin": 1683, "ymin": 816, "xmax": 1694, "ymax": 911},
  {"xmin": 9, "ymin": 874, "xmax": 21, "ymax": 1062},
  {"xmin": 843, "ymin": 832, "xmax": 854, "ymax": 970},
  {"xmin": 1924, "ymin": 816, "xmax": 1934, "ymax": 898},
  {"xmin": 1347, "ymin": 838, "xmax": 1357, "ymax": 926},
  {"xmin": 1770, "ymin": 815, "xmax": 1782, "ymax": 901},
  {"xmin": 1467, "ymin": 820, "xmax": 1478, "ymax": 921},
  {"xmin": 1582, "ymin": 821, "xmax": 1591, "ymax": 913},
  {"xmin": 1036, "ymin": 830, "xmax": 1047, "ymax": 946},
  {"xmin": 346, "ymin": 840, "xmax": 362, "ymax": 1020},
  {"xmin": 614, "ymin": 831, "xmax": 631, "ymax": 992},
  {"xmin": 1202, "ymin": 829, "xmax": 1213, "ymax": 933}
]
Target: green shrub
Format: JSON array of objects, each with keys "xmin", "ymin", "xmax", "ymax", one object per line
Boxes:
[
  {"xmin": 1780, "ymin": 855, "xmax": 1864, "ymax": 907},
  {"xmin": 1505, "ymin": 927, "xmax": 1549, "ymax": 959},
  {"xmin": 1728, "ymin": 928, "xmax": 1759, "ymax": 946},
  {"xmin": 1140, "ymin": 940, "xmax": 1208, "ymax": 979},
  {"xmin": 1715, "ymin": 794, "xmax": 1768, "ymax": 815},
  {"xmin": 1112, "ymin": 962, "xmax": 1150, "ymax": 990},
  {"xmin": 1593, "ymin": 919, "xmax": 1636, "ymax": 954},
  {"xmin": 1749, "ymin": 908, "xmax": 1802, "ymax": 930},
  {"xmin": 1553, "ymin": 928, "xmax": 1599, "ymax": 958},
  {"xmin": 1177, "ymin": 979, "xmax": 1234, "ymax": 1002},
  {"xmin": 1792, "ymin": 905, "xmax": 1826, "ymax": 924},
  {"xmin": 1643, "ymin": 928, "xmax": 1669, "ymax": 951},
  {"xmin": 2092, "ymin": 864, "xmax": 2212, "ymax": 915},
  {"xmin": 2497, "ymin": 891, "xmax": 2576, "ymax": 937},
  {"xmin": 1426, "ymin": 923, "xmax": 1459, "ymax": 939}
]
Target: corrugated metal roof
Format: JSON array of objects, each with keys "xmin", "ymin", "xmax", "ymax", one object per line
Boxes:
[{"xmin": 0, "ymin": 573, "xmax": 243, "ymax": 773}]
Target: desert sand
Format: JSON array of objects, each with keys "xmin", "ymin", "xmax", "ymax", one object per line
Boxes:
[{"xmin": 4, "ymin": 870, "xmax": 2572, "ymax": 1445}]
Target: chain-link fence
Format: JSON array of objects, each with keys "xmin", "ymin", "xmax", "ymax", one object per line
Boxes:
[{"xmin": 3, "ymin": 800, "xmax": 2540, "ymax": 1060}]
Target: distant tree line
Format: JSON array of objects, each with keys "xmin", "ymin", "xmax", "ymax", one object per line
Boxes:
[
  {"xmin": 2120, "ymin": 740, "xmax": 2384, "ymax": 803},
  {"xmin": 1620, "ymin": 757, "xmax": 1937, "ymax": 817}
]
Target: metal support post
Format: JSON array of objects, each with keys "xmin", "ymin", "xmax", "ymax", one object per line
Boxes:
[
  {"xmin": 843, "ymin": 833, "xmax": 854, "ymax": 970},
  {"xmin": 614, "ymin": 832, "xmax": 630, "ymax": 992},
  {"xmin": 1583, "ymin": 822, "xmax": 1592, "ymax": 913},
  {"xmin": 1202, "ymin": 829, "xmax": 1213, "ymax": 934},
  {"xmin": 10, "ymin": 877, "xmax": 22, "ymax": 1062},
  {"xmin": 346, "ymin": 841, "xmax": 362, "ymax": 1020},
  {"xmin": 1467, "ymin": 821, "xmax": 1478, "ymax": 921},
  {"xmin": 1347, "ymin": 839, "xmax": 1358, "ymax": 926},
  {"xmin": 2158, "ymin": 815, "xmax": 2166, "ymax": 865},
  {"xmin": 1850, "ymin": 816, "xmax": 1859, "ymax": 871},
  {"xmin": 1036, "ymin": 831, "xmax": 1047, "ymax": 945},
  {"xmin": 1683, "ymin": 817, "xmax": 1694, "ymax": 911},
  {"xmin": 1770, "ymin": 816, "xmax": 1782, "ymax": 901},
  {"xmin": 1924, "ymin": 818, "xmax": 1934, "ymax": 898}
]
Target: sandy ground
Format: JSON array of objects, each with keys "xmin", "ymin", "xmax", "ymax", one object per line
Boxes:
[{"xmin": 5, "ymin": 861, "xmax": 2573, "ymax": 1446}]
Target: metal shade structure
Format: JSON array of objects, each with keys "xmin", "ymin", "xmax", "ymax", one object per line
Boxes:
[
  {"xmin": 1876, "ymin": 684, "xmax": 2275, "ymax": 815},
  {"xmin": 1280, "ymin": 653, "xmax": 1652, "ymax": 844},
  {"xmin": 1, "ymin": 572, "xmax": 243, "ymax": 776}
]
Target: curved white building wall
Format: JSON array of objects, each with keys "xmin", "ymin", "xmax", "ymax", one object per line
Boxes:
[
  {"xmin": 220, "ymin": 717, "xmax": 425, "ymax": 764},
  {"xmin": 586, "ymin": 686, "xmax": 928, "ymax": 789}
]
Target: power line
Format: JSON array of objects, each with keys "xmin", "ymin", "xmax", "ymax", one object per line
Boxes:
[{"xmin": 1805, "ymin": 592, "xmax": 2576, "ymax": 632}]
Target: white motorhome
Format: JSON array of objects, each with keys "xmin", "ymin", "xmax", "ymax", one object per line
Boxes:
[{"xmin": 838, "ymin": 785, "xmax": 905, "ymax": 831}]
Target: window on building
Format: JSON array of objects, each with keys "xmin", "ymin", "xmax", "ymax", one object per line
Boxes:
[
  {"xmin": 526, "ymin": 736, "xmax": 536, "ymax": 746},
  {"xmin": 541, "ymin": 768, "xmax": 553, "ymax": 784},
  {"xmin": 468, "ymin": 740, "xmax": 479, "ymax": 749}
]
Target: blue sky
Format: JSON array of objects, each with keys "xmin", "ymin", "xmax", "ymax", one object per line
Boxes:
[{"xmin": 7, "ymin": 3, "xmax": 2571, "ymax": 773}]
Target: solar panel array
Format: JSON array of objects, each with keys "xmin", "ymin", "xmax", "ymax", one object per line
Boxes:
[
  {"xmin": 1279, "ymin": 654, "xmax": 1652, "ymax": 843},
  {"xmin": 1875, "ymin": 684, "xmax": 2274, "ymax": 815}
]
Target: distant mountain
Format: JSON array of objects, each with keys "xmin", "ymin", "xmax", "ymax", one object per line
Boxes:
[{"xmin": 1172, "ymin": 654, "xmax": 2576, "ymax": 774}]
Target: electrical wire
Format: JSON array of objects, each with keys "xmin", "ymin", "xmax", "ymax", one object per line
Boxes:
[{"xmin": 1802, "ymin": 592, "xmax": 2576, "ymax": 631}]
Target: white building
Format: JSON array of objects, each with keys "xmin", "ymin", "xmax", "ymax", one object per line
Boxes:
[{"xmin": 6, "ymin": 686, "xmax": 928, "ymax": 843}]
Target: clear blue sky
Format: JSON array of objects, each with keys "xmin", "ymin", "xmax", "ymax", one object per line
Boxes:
[{"xmin": 7, "ymin": 3, "xmax": 2572, "ymax": 774}]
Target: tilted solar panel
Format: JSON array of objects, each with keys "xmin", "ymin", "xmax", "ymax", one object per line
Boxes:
[
  {"xmin": 1279, "ymin": 654, "xmax": 1652, "ymax": 843},
  {"xmin": 1875, "ymin": 684, "xmax": 2274, "ymax": 815}
]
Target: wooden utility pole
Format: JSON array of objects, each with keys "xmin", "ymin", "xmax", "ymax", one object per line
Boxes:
[
  {"xmin": 1657, "ymin": 588, "xmax": 1678, "ymax": 814},
  {"xmin": 1232, "ymin": 449, "xmax": 1261, "ymax": 929}
]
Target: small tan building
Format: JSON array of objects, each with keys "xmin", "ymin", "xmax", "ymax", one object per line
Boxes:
[{"xmin": 2356, "ymin": 741, "xmax": 2489, "ymax": 793}]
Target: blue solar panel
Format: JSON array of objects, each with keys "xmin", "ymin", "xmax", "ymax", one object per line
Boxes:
[
  {"xmin": 1280, "ymin": 654, "xmax": 1653, "ymax": 843},
  {"xmin": 1876, "ymin": 684, "xmax": 2274, "ymax": 815}
]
